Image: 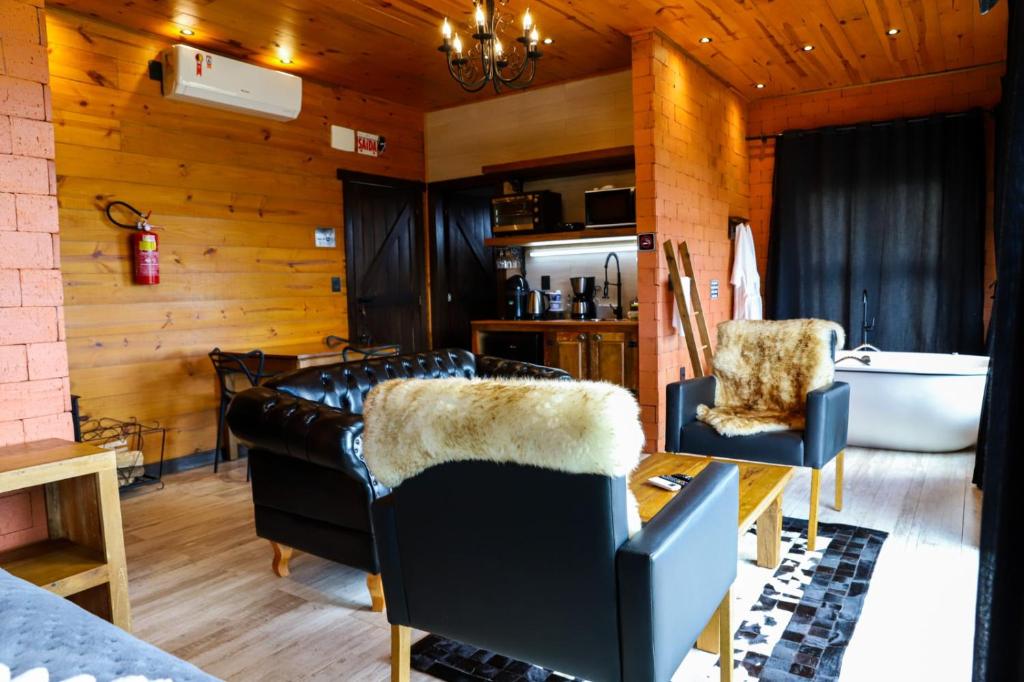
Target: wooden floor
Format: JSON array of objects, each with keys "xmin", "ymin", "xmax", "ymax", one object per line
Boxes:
[{"xmin": 120, "ymin": 447, "xmax": 981, "ymax": 681}]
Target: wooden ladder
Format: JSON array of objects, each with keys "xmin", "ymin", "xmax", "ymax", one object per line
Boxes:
[{"xmin": 663, "ymin": 240, "xmax": 714, "ymax": 378}]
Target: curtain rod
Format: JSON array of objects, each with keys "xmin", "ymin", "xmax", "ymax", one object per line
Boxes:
[{"xmin": 744, "ymin": 107, "xmax": 993, "ymax": 142}]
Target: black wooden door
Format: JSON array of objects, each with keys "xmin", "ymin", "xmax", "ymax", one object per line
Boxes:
[
  {"xmin": 343, "ymin": 173, "xmax": 427, "ymax": 353},
  {"xmin": 431, "ymin": 188, "xmax": 497, "ymax": 349}
]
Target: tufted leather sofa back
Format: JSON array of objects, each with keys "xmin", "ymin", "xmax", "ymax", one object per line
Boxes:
[{"xmin": 264, "ymin": 348, "xmax": 480, "ymax": 415}]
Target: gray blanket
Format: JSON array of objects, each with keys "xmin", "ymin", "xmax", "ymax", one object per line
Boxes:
[{"xmin": 0, "ymin": 569, "xmax": 218, "ymax": 682}]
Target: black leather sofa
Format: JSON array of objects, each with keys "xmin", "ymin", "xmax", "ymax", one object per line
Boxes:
[{"xmin": 225, "ymin": 348, "xmax": 569, "ymax": 611}]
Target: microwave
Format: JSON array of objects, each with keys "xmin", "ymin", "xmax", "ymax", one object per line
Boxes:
[
  {"xmin": 585, "ymin": 186, "xmax": 636, "ymax": 228},
  {"xmin": 490, "ymin": 191, "xmax": 562, "ymax": 234}
]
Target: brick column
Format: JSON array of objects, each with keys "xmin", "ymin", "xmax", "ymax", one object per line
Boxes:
[
  {"xmin": 632, "ymin": 30, "xmax": 750, "ymax": 451},
  {"xmin": 0, "ymin": 0, "xmax": 72, "ymax": 446}
]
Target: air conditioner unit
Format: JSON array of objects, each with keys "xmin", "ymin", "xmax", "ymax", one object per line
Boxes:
[{"xmin": 161, "ymin": 45, "xmax": 302, "ymax": 121}]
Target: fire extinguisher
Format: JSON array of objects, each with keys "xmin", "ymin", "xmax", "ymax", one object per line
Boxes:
[{"xmin": 106, "ymin": 201, "xmax": 160, "ymax": 285}]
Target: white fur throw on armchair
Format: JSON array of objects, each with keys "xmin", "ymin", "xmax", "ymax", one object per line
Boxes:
[
  {"xmin": 697, "ymin": 318, "xmax": 845, "ymax": 437},
  {"xmin": 362, "ymin": 377, "xmax": 645, "ymax": 488}
]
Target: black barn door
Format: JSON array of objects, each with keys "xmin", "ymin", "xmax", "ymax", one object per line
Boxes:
[
  {"xmin": 342, "ymin": 173, "xmax": 427, "ymax": 353},
  {"xmin": 431, "ymin": 188, "xmax": 497, "ymax": 349}
]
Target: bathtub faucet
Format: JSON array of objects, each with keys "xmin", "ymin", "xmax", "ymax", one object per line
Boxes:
[
  {"xmin": 861, "ymin": 289, "xmax": 876, "ymax": 347},
  {"xmin": 837, "ymin": 355, "xmax": 872, "ymax": 366}
]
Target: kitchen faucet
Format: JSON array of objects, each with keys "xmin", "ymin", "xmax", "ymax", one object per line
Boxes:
[{"xmin": 602, "ymin": 252, "xmax": 623, "ymax": 320}]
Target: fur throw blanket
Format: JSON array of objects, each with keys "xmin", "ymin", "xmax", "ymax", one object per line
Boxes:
[
  {"xmin": 697, "ymin": 319, "xmax": 845, "ymax": 437},
  {"xmin": 362, "ymin": 377, "xmax": 645, "ymax": 534},
  {"xmin": 363, "ymin": 377, "xmax": 644, "ymax": 487}
]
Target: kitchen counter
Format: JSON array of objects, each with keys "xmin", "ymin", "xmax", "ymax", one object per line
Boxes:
[
  {"xmin": 471, "ymin": 318, "xmax": 638, "ymax": 355},
  {"xmin": 470, "ymin": 319, "xmax": 639, "ymax": 389}
]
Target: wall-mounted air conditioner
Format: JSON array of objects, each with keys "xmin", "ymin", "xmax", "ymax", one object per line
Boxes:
[{"xmin": 160, "ymin": 45, "xmax": 302, "ymax": 121}]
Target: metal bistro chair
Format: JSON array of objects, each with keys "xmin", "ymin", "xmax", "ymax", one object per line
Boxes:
[
  {"xmin": 209, "ymin": 348, "xmax": 271, "ymax": 475},
  {"xmin": 324, "ymin": 334, "xmax": 401, "ymax": 362}
]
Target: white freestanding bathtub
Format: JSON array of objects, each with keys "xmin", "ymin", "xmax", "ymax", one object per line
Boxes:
[{"xmin": 834, "ymin": 350, "xmax": 989, "ymax": 452}]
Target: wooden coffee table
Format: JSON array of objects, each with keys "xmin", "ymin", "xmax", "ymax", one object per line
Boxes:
[
  {"xmin": 631, "ymin": 453, "xmax": 793, "ymax": 659},
  {"xmin": 631, "ymin": 452, "xmax": 794, "ymax": 570}
]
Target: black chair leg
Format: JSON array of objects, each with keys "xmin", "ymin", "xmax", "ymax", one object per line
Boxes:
[{"xmin": 214, "ymin": 397, "xmax": 228, "ymax": 473}]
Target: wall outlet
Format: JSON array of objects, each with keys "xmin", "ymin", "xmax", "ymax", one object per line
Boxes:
[{"xmin": 331, "ymin": 276, "xmax": 341, "ymax": 293}]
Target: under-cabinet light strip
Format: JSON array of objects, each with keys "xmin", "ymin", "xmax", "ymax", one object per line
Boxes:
[
  {"xmin": 516, "ymin": 235, "xmax": 637, "ymax": 248},
  {"xmin": 528, "ymin": 243, "xmax": 639, "ymax": 258}
]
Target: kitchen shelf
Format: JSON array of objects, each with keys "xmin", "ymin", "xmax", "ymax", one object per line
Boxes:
[
  {"xmin": 485, "ymin": 226, "xmax": 636, "ymax": 248},
  {"xmin": 0, "ymin": 538, "xmax": 108, "ymax": 597},
  {"xmin": 480, "ymin": 146, "xmax": 635, "ymax": 181}
]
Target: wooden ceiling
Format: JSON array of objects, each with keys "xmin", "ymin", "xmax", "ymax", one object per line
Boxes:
[{"xmin": 49, "ymin": 0, "xmax": 1007, "ymax": 110}]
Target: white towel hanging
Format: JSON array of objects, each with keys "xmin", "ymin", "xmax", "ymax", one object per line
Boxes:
[{"xmin": 731, "ymin": 223, "xmax": 763, "ymax": 320}]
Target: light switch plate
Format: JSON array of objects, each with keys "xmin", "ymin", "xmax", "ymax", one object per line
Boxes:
[
  {"xmin": 331, "ymin": 276, "xmax": 342, "ymax": 293},
  {"xmin": 315, "ymin": 226, "xmax": 336, "ymax": 248},
  {"xmin": 710, "ymin": 279, "xmax": 720, "ymax": 300}
]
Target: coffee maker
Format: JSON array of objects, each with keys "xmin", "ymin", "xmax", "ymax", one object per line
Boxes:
[
  {"xmin": 569, "ymin": 276, "xmax": 598, "ymax": 320},
  {"xmin": 504, "ymin": 274, "xmax": 529, "ymax": 320}
]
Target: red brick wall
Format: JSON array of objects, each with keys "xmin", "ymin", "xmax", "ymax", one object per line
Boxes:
[
  {"xmin": 0, "ymin": 0, "xmax": 72, "ymax": 550},
  {"xmin": 633, "ymin": 30, "xmax": 750, "ymax": 451},
  {"xmin": 747, "ymin": 66, "xmax": 1004, "ymax": 324}
]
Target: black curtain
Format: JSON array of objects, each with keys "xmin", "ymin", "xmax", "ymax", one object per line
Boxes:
[
  {"xmin": 767, "ymin": 112, "xmax": 987, "ymax": 353},
  {"xmin": 974, "ymin": 0, "xmax": 1024, "ymax": 677}
]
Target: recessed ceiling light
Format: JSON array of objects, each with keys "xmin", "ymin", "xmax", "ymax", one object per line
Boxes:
[
  {"xmin": 755, "ymin": 82, "xmax": 766, "ymax": 89},
  {"xmin": 543, "ymin": 37, "xmax": 553, "ymax": 45},
  {"xmin": 699, "ymin": 36, "xmax": 713, "ymax": 44},
  {"xmin": 887, "ymin": 27, "xmax": 901, "ymax": 36},
  {"xmin": 179, "ymin": 28, "xmax": 195, "ymax": 36},
  {"xmin": 802, "ymin": 44, "xmax": 815, "ymax": 52},
  {"xmin": 279, "ymin": 57, "xmax": 294, "ymax": 65}
]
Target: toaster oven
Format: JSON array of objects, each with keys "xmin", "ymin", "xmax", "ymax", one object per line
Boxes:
[{"xmin": 490, "ymin": 191, "xmax": 562, "ymax": 235}]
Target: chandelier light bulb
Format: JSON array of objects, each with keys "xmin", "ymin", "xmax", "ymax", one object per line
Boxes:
[
  {"xmin": 495, "ymin": 39, "xmax": 503, "ymax": 57},
  {"xmin": 442, "ymin": 18, "xmax": 451, "ymax": 39},
  {"xmin": 523, "ymin": 8, "xmax": 533, "ymax": 31},
  {"xmin": 453, "ymin": 34, "xmax": 463, "ymax": 54},
  {"xmin": 529, "ymin": 26, "xmax": 540, "ymax": 45},
  {"xmin": 475, "ymin": 4, "xmax": 486, "ymax": 28}
]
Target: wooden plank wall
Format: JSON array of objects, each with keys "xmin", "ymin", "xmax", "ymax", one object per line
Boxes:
[
  {"xmin": 424, "ymin": 70, "xmax": 633, "ymax": 181},
  {"xmin": 47, "ymin": 10, "xmax": 425, "ymax": 463}
]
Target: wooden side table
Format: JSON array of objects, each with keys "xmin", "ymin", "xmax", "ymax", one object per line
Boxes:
[{"xmin": 0, "ymin": 439, "xmax": 131, "ymax": 631}]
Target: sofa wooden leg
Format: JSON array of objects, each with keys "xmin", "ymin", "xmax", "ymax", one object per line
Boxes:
[
  {"xmin": 391, "ymin": 624, "xmax": 410, "ymax": 682},
  {"xmin": 835, "ymin": 450, "xmax": 845, "ymax": 512},
  {"xmin": 718, "ymin": 587, "xmax": 733, "ymax": 682},
  {"xmin": 367, "ymin": 573, "xmax": 385, "ymax": 612},
  {"xmin": 270, "ymin": 542, "xmax": 292, "ymax": 577},
  {"xmin": 808, "ymin": 469, "xmax": 821, "ymax": 552}
]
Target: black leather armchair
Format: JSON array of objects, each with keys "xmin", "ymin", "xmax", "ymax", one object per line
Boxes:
[
  {"xmin": 373, "ymin": 460, "xmax": 740, "ymax": 682},
  {"xmin": 226, "ymin": 348, "xmax": 569, "ymax": 611},
  {"xmin": 665, "ymin": 376, "xmax": 850, "ymax": 551}
]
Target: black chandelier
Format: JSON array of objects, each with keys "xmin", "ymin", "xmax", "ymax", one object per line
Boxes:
[{"xmin": 438, "ymin": 0, "xmax": 544, "ymax": 93}]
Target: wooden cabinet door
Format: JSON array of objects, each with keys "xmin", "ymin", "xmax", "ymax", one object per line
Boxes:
[
  {"xmin": 546, "ymin": 331, "xmax": 588, "ymax": 380},
  {"xmin": 588, "ymin": 332, "xmax": 638, "ymax": 391}
]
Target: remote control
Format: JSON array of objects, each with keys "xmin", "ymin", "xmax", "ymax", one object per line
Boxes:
[
  {"xmin": 666, "ymin": 473, "xmax": 694, "ymax": 487},
  {"xmin": 647, "ymin": 476, "xmax": 681, "ymax": 492}
]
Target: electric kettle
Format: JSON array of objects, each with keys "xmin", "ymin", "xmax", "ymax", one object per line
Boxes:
[{"xmin": 525, "ymin": 290, "xmax": 549, "ymax": 320}]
